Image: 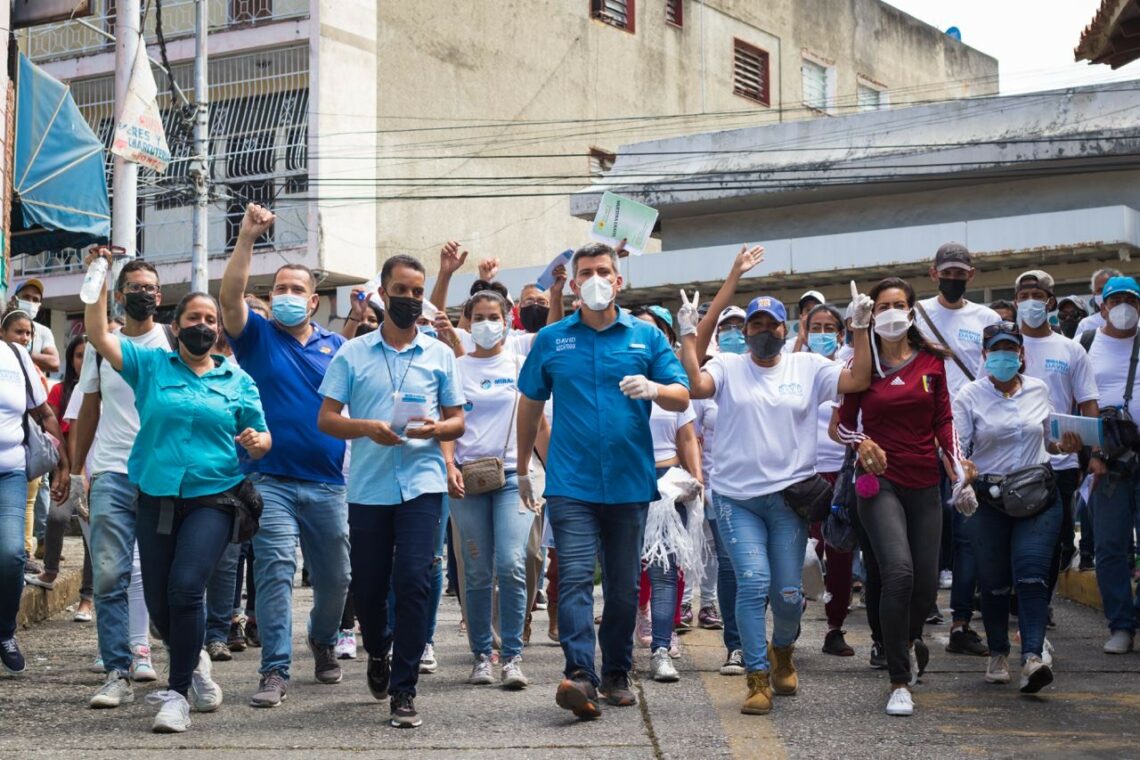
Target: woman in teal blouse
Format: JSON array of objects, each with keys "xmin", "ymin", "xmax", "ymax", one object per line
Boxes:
[{"xmin": 85, "ymin": 253, "xmax": 270, "ymax": 734}]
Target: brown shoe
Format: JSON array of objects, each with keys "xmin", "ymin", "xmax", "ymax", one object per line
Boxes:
[
  {"xmin": 599, "ymin": 671, "xmax": 637, "ymax": 707},
  {"xmin": 555, "ymin": 672, "xmax": 601, "ymax": 720},
  {"xmin": 768, "ymin": 643, "xmax": 798, "ymax": 695},
  {"xmin": 741, "ymin": 671, "xmax": 773, "ymax": 715},
  {"xmin": 547, "ymin": 602, "xmax": 559, "ymax": 643}
]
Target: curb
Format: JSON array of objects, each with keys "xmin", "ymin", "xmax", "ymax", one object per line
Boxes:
[
  {"xmin": 17, "ymin": 536, "xmax": 88, "ymax": 628},
  {"xmin": 1057, "ymin": 567, "xmax": 1103, "ymax": 610}
]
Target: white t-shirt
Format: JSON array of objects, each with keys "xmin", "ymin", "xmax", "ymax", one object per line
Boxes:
[
  {"xmin": 693, "ymin": 398, "xmax": 718, "ymax": 484},
  {"xmin": 454, "ymin": 352, "xmax": 521, "ymax": 470},
  {"xmin": 1087, "ymin": 329, "xmax": 1140, "ymax": 416},
  {"xmin": 953, "ymin": 375, "xmax": 1052, "ymax": 475},
  {"xmin": 77, "ymin": 324, "xmax": 173, "ymax": 475},
  {"xmin": 456, "ymin": 328, "xmax": 533, "ymax": 358},
  {"xmin": 649, "ymin": 402, "xmax": 697, "ymax": 464},
  {"xmin": 915, "ymin": 298, "xmax": 1001, "ymax": 399},
  {"xmin": 816, "ymin": 400, "xmax": 845, "ymax": 474},
  {"xmin": 0, "ymin": 343, "xmax": 47, "ymax": 473},
  {"xmin": 705, "ymin": 352, "xmax": 842, "ymax": 499},
  {"xmin": 31, "ymin": 323, "xmax": 55, "ymax": 358},
  {"xmin": 1075, "ymin": 312, "xmax": 1105, "ymax": 338},
  {"xmin": 1022, "ymin": 332, "xmax": 1099, "ymax": 470}
]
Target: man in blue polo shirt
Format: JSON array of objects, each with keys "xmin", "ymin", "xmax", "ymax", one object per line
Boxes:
[
  {"xmin": 220, "ymin": 204, "xmax": 351, "ymax": 708},
  {"xmin": 317, "ymin": 254, "xmax": 465, "ymax": 730},
  {"xmin": 516, "ymin": 242, "xmax": 690, "ymax": 721}
]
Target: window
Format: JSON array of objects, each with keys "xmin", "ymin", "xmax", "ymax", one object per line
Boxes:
[
  {"xmin": 665, "ymin": 0, "xmax": 682, "ymax": 27},
  {"xmin": 733, "ymin": 39, "xmax": 770, "ymax": 106},
  {"xmin": 589, "ymin": 147, "xmax": 616, "ymax": 180},
  {"xmin": 857, "ymin": 80, "xmax": 888, "ymax": 112},
  {"xmin": 230, "ymin": 0, "xmax": 272, "ymax": 24},
  {"xmin": 801, "ymin": 58, "xmax": 828, "ymax": 111},
  {"xmin": 591, "ymin": 0, "xmax": 635, "ymax": 33}
]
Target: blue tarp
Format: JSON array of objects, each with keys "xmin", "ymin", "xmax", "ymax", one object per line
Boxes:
[{"xmin": 11, "ymin": 53, "xmax": 110, "ymax": 254}]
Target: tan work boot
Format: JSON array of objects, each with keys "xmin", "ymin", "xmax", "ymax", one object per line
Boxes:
[
  {"xmin": 768, "ymin": 643, "xmax": 798, "ymax": 695},
  {"xmin": 741, "ymin": 671, "xmax": 773, "ymax": 715},
  {"xmin": 547, "ymin": 602, "xmax": 559, "ymax": 643}
]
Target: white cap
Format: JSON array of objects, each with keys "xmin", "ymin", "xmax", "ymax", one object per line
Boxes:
[
  {"xmin": 799, "ymin": 290, "xmax": 826, "ymax": 308},
  {"xmin": 716, "ymin": 306, "xmax": 746, "ymax": 329}
]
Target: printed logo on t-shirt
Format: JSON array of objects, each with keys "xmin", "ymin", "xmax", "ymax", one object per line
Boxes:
[
  {"xmin": 890, "ymin": 376, "xmax": 905, "ymax": 387},
  {"xmin": 921, "ymin": 375, "xmax": 933, "ymax": 393},
  {"xmin": 555, "ymin": 337, "xmax": 576, "ymax": 352},
  {"xmin": 481, "ymin": 379, "xmax": 493, "ymax": 390},
  {"xmin": 957, "ymin": 328, "xmax": 982, "ymax": 346},
  {"xmin": 493, "ymin": 378, "xmax": 514, "ymax": 386},
  {"xmin": 778, "ymin": 382, "xmax": 804, "ymax": 396},
  {"xmin": 464, "ymin": 401, "xmax": 474, "ymax": 412},
  {"xmin": 0, "ymin": 369, "xmax": 20, "ymax": 385},
  {"xmin": 1044, "ymin": 358, "xmax": 1070, "ymax": 375}
]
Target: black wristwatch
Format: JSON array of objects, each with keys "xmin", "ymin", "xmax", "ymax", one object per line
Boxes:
[{"xmin": 1091, "ymin": 450, "xmax": 1110, "ymax": 463}]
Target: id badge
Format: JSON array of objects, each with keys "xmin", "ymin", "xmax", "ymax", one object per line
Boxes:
[{"xmin": 391, "ymin": 391, "xmax": 430, "ymax": 432}]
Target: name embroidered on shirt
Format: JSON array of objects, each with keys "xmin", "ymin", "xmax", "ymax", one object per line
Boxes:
[
  {"xmin": 890, "ymin": 376, "xmax": 905, "ymax": 387},
  {"xmin": 629, "ymin": 343, "xmax": 647, "ymax": 350},
  {"xmin": 1044, "ymin": 358, "xmax": 1070, "ymax": 374},
  {"xmin": 555, "ymin": 337, "xmax": 576, "ymax": 352},
  {"xmin": 958, "ymin": 328, "xmax": 982, "ymax": 345}
]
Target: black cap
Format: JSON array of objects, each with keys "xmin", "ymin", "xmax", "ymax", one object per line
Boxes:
[{"xmin": 934, "ymin": 242, "xmax": 972, "ymax": 271}]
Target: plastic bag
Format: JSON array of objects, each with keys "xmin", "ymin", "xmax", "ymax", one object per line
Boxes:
[
  {"xmin": 643, "ymin": 467, "xmax": 709, "ymax": 592},
  {"xmin": 803, "ymin": 538, "xmax": 828, "ymax": 602}
]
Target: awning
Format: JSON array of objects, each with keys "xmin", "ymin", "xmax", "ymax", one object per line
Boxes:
[{"xmin": 11, "ymin": 53, "xmax": 110, "ymax": 255}]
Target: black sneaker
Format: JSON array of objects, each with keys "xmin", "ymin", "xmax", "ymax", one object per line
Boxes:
[
  {"xmin": 556, "ymin": 670, "xmax": 601, "ymax": 720},
  {"xmin": 367, "ymin": 655, "xmax": 391, "ymax": 701},
  {"xmin": 946, "ymin": 626, "xmax": 989, "ymax": 656},
  {"xmin": 249, "ymin": 670, "xmax": 288, "ymax": 708},
  {"xmin": 599, "ymin": 671, "xmax": 637, "ymax": 707},
  {"xmin": 245, "ymin": 619, "xmax": 261, "ymax": 648},
  {"xmin": 869, "ymin": 641, "xmax": 887, "ymax": 669},
  {"xmin": 228, "ymin": 620, "xmax": 247, "ymax": 653},
  {"xmin": 389, "ymin": 692, "xmax": 422, "ymax": 728},
  {"xmin": 0, "ymin": 637, "xmax": 26, "ymax": 674},
  {"xmin": 913, "ymin": 638, "xmax": 930, "ymax": 678},
  {"xmin": 1046, "ymin": 605, "xmax": 1056, "ymax": 630},
  {"xmin": 307, "ymin": 636, "xmax": 342, "ymax": 684},
  {"xmin": 822, "ymin": 629, "xmax": 855, "ymax": 657},
  {"xmin": 1078, "ymin": 555, "xmax": 1095, "ymax": 571}
]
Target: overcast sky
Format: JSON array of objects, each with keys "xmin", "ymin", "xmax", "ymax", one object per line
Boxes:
[{"xmin": 886, "ymin": 0, "xmax": 1139, "ymax": 93}]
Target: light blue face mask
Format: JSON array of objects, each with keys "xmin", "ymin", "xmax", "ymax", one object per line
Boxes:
[
  {"xmin": 808, "ymin": 333, "xmax": 839, "ymax": 357},
  {"xmin": 417, "ymin": 324, "xmax": 438, "ymax": 339},
  {"xmin": 271, "ymin": 294, "xmax": 309, "ymax": 327},
  {"xmin": 985, "ymin": 350, "xmax": 1021, "ymax": 382},
  {"xmin": 1016, "ymin": 299, "xmax": 1048, "ymax": 329},
  {"xmin": 718, "ymin": 328, "xmax": 747, "ymax": 354}
]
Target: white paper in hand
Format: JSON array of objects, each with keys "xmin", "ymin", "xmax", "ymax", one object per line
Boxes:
[
  {"xmin": 390, "ymin": 392, "xmax": 430, "ymax": 432},
  {"xmin": 537, "ymin": 249, "xmax": 573, "ymax": 290},
  {"xmin": 590, "ymin": 191, "xmax": 659, "ymax": 256}
]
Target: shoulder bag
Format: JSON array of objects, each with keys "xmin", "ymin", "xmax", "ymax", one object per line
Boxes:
[
  {"xmin": 7, "ymin": 342, "xmax": 59, "ymax": 480},
  {"xmin": 914, "ymin": 302, "xmax": 975, "ymax": 382},
  {"xmin": 783, "ymin": 473, "xmax": 833, "ymax": 523},
  {"xmin": 461, "ymin": 357, "xmax": 518, "ymax": 496},
  {"xmin": 977, "ymin": 464, "xmax": 1055, "ymax": 519}
]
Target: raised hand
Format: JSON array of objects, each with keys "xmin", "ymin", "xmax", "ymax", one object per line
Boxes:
[
  {"xmin": 849, "ymin": 280, "xmax": 874, "ymax": 330},
  {"xmin": 677, "ymin": 289, "xmax": 701, "ymax": 337},
  {"xmin": 730, "ymin": 244, "xmax": 766, "ymax": 277},
  {"xmin": 239, "ymin": 203, "xmax": 275, "ymax": 241},
  {"xmin": 439, "ymin": 241, "xmax": 468, "ymax": 276},
  {"xmin": 478, "ymin": 257, "xmax": 501, "ymax": 282},
  {"xmin": 550, "ymin": 264, "xmax": 568, "ymax": 293}
]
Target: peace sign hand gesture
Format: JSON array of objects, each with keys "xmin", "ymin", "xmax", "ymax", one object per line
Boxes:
[{"xmin": 677, "ymin": 289, "xmax": 701, "ymax": 337}]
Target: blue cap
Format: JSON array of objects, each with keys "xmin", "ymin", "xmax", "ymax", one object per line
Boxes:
[
  {"xmin": 647, "ymin": 305, "xmax": 674, "ymax": 328},
  {"xmin": 745, "ymin": 296, "xmax": 787, "ymax": 323},
  {"xmin": 1101, "ymin": 276, "xmax": 1140, "ymax": 301}
]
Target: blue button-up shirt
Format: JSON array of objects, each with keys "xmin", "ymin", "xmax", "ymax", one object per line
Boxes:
[
  {"xmin": 119, "ymin": 340, "xmax": 267, "ymax": 499},
  {"xmin": 518, "ymin": 309, "xmax": 688, "ymax": 505},
  {"xmin": 227, "ymin": 311, "xmax": 346, "ymax": 484},
  {"xmin": 319, "ymin": 330, "xmax": 465, "ymax": 505}
]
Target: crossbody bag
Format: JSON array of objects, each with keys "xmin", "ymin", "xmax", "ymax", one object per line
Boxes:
[
  {"xmin": 7, "ymin": 342, "xmax": 59, "ymax": 480},
  {"xmin": 976, "ymin": 464, "xmax": 1055, "ymax": 519},
  {"xmin": 460, "ymin": 356, "xmax": 519, "ymax": 496},
  {"xmin": 915, "ymin": 302, "xmax": 975, "ymax": 382}
]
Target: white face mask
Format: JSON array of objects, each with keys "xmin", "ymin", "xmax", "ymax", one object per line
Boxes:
[
  {"xmin": 578, "ymin": 275, "xmax": 614, "ymax": 312},
  {"xmin": 1109, "ymin": 303, "xmax": 1140, "ymax": 331},
  {"xmin": 873, "ymin": 308, "xmax": 912, "ymax": 341},
  {"xmin": 471, "ymin": 319, "xmax": 505, "ymax": 349},
  {"xmin": 17, "ymin": 299, "xmax": 39, "ymax": 320},
  {"xmin": 1016, "ymin": 299, "xmax": 1048, "ymax": 329}
]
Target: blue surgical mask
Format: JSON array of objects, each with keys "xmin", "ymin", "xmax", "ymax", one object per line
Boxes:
[
  {"xmin": 1016, "ymin": 299, "xmax": 1048, "ymax": 329},
  {"xmin": 807, "ymin": 333, "xmax": 839, "ymax": 357},
  {"xmin": 417, "ymin": 324, "xmax": 438, "ymax": 339},
  {"xmin": 718, "ymin": 328, "xmax": 747, "ymax": 354},
  {"xmin": 984, "ymin": 350, "xmax": 1021, "ymax": 383},
  {"xmin": 271, "ymin": 294, "xmax": 309, "ymax": 327}
]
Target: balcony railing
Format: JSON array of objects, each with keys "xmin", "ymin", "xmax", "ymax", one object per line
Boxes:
[{"xmin": 22, "ymin": 0, "xmax": 309, "ymax": 63}]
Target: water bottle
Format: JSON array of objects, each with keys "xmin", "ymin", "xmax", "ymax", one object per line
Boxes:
[{"xmin": 79, "ymin": 257, "xmax": 109, "ymax": 305}]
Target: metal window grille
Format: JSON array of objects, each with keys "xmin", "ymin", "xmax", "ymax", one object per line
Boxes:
[
  {"xmin": 230, "ymin": 0, "xmax": 273, "ymax": 23},
  {"xmin": 857, "ymin": 83, "xmax": 882, "ymax": 112},
  {"xmin": 733, "ymin": 39, "xmax": 769, "ymax": 105},
  {"xmin": 591, "ymin": 0, "xmax": 634, "ymax": 32}
]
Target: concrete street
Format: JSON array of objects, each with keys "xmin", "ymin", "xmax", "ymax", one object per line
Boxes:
[{"xmin": 1, "ymin": 571, "xmax": 1138, "ymax": 759}]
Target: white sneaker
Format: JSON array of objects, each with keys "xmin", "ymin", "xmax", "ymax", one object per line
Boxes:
[
  {"xmin": 938, "ymin": 570, "xmax": 953, "ymax": 590},
  {"xmin": 1019, "ymin": 654, "xmax": 1054, "ymax": 694},
  {"xmin": 190, "ymin": 650, "xmax": 223, "ymax": 712},
  {"xmin": 500, "ymin": 655, "xmax": 528, "ymax": 690},
  {"xmin": 651, "ymin": 647, "xmax": 680, "ymax": 682},
  {"xmin": 419, "ymin": 643, "xmax": 438, "ymax": 674},
  {"xmin": 89, "ymin": 655, "xmax": 105, "ymax": 674},
  {"xmin": 668, "ymin": 631, "xmax": 681, "ymax": 659},
  {"xmin": 1041, "ymin": 638, "xmax": 1055, "ymax": 668},
  {"xmin": 469, "ymin": 653, "xmax": 494, "ymax": 685},
  {"xmin": 90, "ymin": 671, "xmax": 134, "ymax": 708},
  {"xmin": 886, "ymin": 687, "xmax": 914, "ymax": 716},
  {"xmin": 1103, "ymin": 630, "xmax": 1134, "ymax": 654},
  {"xmin": 334, "ymin": 629, "xmax": 357, "ymax": 660},
  {"xmin": 130, "ymin": 645, "xmax": 158, "ymax": 683},
  {"xmin": 148, "ymin": 690, "xmax": 191, "ymax": 733},
  {"xmin": 985, "ymin": 654, "xmax": 1010, "ymax": 684}
]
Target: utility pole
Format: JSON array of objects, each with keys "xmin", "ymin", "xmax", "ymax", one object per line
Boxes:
[
  {"xmin": 112, "ymin": 0, "xmax": 141, "ymax": 295},
  {"xmin": 189, "ymin": 0, "xmax": 209, "ymax": 293}
]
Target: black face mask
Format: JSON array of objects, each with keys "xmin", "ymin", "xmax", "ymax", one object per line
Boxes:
[
  {"xmin": 178, "ymin": 323, "xmax": 218, "ymax": 357},
  {"xmin": 1059, "ymin": 317, "xmax": 1080, "ymax": 339},
  {"xmin": 745, "ymin": 331, "xmax": 784, "ymax": 360},
  {"xmin": 519, "ymin": 304, "xmax": 549, "ymax": 334},
  {"xmin": 938, "ymin": 277, "xmax": 967, "ymax": 304},
  {"xmin": 123, "ymin": 291, "xmax": 157, "ymax": 321},
  {"xmin": 355, "ymin": 323, "xmax": 377, "ymax": 337},
  {"xmin": 385, "ymin": 295, "xmax": 423, "ymax": 330}
]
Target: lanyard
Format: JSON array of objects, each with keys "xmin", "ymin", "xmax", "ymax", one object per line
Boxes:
[{"xmin": 381, "ymin": 340, "xmax": 417, "ymax": 394}]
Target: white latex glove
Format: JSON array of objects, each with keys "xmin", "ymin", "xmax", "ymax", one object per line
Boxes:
[
  {"xmin": 849, "ymin": 280, "xmax": 874, "ymax": 330},
  {"xmin": 620, "ymin": 374, "xmax": 660, "ymax": 401},
  {"xmin": 518, "ymin": 470, "xmax": 540, "ymax": 512},
  {"xmin": 677, "ymin": 289, "xmax": 701, "ymax": 338},
  {"xmin": 950, "ymin": 480, "xmax": 977, "ymax": 518}
]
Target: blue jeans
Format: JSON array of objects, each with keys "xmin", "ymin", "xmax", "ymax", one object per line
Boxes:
[
  {"xmin": 89, "ymin": 471, "xmax": 143, "ymax": 674},
  {"xmin": 349, "ymin": 494, "xmax": 441, "ymax": 698},
  {"xmin": 713, "ymin": 491, "xmax": 807, "ymax": 673},
  {"xmin": 1092, "ymin": 467, "xmax": 1140, "ymax": 633},
  {"xmin": 972, "ymin": 492, "xmax": 1062, "ymax": 661},
  {"xmin": 136, "ymin": 495, "xmax": 234, "ymax": 696},
  {"xmin": 386, "ymin": 495, "xmax": 449, "ymax": 646},
  {"xmin": 451, "ymin": 474, "xmax": 531, "ymax": 658},
  {"xmin": 251, "ymin": 475, "xmax": 351, "ymax": 678},
  {"xmin": 547, "ymin": 497, "xmax": 647, "ymax": 686},
  {"xmin": 0, "ymin": 471, "xmax": 27, "ymax": 639},
  {"xmin": 205, "ymin": 542, "xmax": 240, "ymax": 644},
  {"xmin": 950, "ymin": 507, "xmax": 979, "ymax": 625},
  {"xmin": 647, "ymin": 500, "xmax": 687, "ymax": 652},
  {"xmin": 706, "ymin": 516, "xmax": 741, "ymax": 653}
]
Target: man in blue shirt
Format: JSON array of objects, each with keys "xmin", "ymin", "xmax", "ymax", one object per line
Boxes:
[
  {"xmin": 220, "ymin": 204, "xmax": 351, "ymax": 708},
  {"xmin": 318, "ymin": 254, "xmax": 465, "ymax": 729},
  {"xmin": 516, "ymin": 242, "xmax": 690, "ymax": 720}
]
